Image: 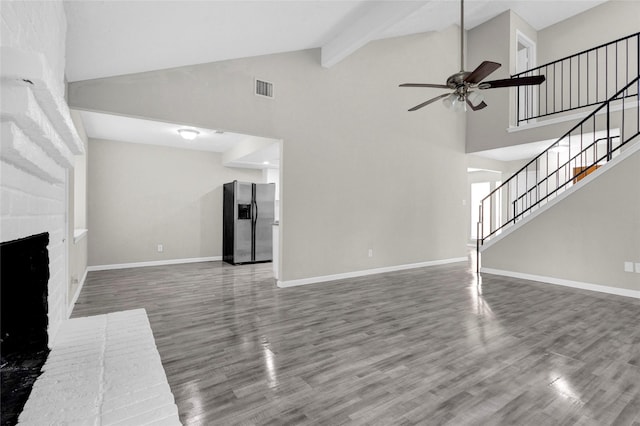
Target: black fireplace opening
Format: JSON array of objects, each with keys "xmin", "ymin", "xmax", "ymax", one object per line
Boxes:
[{"xmin": 1, "ymin": 232, "xmax": 51, "ymax": 426}]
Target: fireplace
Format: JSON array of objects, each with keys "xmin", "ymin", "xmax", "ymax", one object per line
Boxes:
[{"xmin": 0, "ymin": 232, "xmax": 51, "ymax": 426}]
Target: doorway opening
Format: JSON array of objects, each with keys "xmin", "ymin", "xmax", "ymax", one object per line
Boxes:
[
  {"xmin": 468, "ymin": 168, "xmax": 502, "ymax": 242},
  {"xmin": 516, "ymin": 31, "xmax": 537, "ymax": 125}
]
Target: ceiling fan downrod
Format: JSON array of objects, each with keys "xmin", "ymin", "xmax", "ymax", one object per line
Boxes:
[
  {"xmin": 460, "ymin": 0, "xmax": 464, "ymax": 72},
  {"xmin": 398, "ymin": 0, "xmax": 545, "ymax": 112}
]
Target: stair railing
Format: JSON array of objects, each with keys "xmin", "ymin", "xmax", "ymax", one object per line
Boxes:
[
  {"xmin": 514, "ymin": 32, "xmax": 639, "ymax": 125},
  {"xmin": 478, "ymin": 75, "xmax": 639, "ymax": 251}
]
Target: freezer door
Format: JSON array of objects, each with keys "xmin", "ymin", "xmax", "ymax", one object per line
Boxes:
[
  {"xmin": 253, "ymin": 183, "xmax": 275, "ymax": 262},
  {"xmin": 223, "ymin": 183, "xmax": 234, "ymax": 263},
  {"xmin": 234, "ymin": 181, "xmax": 253, "ymax": 263}
]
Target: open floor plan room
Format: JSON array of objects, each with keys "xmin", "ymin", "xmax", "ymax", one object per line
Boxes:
[
  {"xmin": 3, "ymin": 1, "xmax": 639, "ymax": 424},
  {"xmin": 71, "ymin": 259, "xmax": 640, "ymax": 425}
]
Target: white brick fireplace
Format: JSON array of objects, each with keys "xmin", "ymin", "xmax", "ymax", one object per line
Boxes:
[
  {"xmin": 1, "ymin": 0, "xmax": 83, "ymax": 344},
  {"xmin": 1, "ymin": 5, "xmax": 181, "ymax": 423}
]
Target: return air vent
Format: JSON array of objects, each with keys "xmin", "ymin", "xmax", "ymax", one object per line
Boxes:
[{"xmin": 255, "ymin": 79, "xmax": 274, "ymax": 98}]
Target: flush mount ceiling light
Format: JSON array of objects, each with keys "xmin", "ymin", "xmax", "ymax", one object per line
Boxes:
[{"xmin": 177, "ymin": 128, "xmax": 200, "ymax": 140}]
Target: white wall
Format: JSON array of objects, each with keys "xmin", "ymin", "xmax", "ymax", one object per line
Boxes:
[
  {"xmin": 0, "ymin": 0, "xmax": 74, "ymax": 344},
  {"xmin": 466, "ymin": 1, "xmax": 640, "ymax": 153},
  {"xmin": 69, "ymin": 27, "xmax": 469, "ymax": 282},
  {"xmin": 537, "ymin": 1, "xmax": 640, "ymax": 66},
  {"xmin": 482, "ymin": 147, "xmax": 640, "ymax": 294},
  {"xmin": 87, "ymin": 138, "xmax": 262, "ymax": 266}
]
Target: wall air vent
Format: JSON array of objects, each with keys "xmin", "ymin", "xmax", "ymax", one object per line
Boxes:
[{"xmin": 255, "ymin": 79, "xmax": 274, "ymax": 98}]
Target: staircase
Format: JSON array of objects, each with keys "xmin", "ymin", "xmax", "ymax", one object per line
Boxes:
[{"xmin": 477, "ymin": 33, "xmax": 640, "ymax": 258}]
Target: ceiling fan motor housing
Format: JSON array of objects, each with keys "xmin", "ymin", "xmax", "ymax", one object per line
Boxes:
[
  {"xmin": 398, "ymin": 0, "xmax": 545, "ymax": 112},
  {"xmin": 446, "ymin": 71, "xmax": 471, "ymax": 90}
]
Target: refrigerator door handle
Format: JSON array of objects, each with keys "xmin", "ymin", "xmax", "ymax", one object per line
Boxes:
[
  {"xmin": 251, "ymin": 199, "xmax": 258, "ymax": 261},
  {"xmin": 253, "ymin": 200, "xmax": 259, "ymax": 224}
]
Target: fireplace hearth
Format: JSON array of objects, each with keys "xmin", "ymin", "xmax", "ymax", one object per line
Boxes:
[{"xmin": 0, "ymin": 233, "xmax": 51, "ymax": 426}]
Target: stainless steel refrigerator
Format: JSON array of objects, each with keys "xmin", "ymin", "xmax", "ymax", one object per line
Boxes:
[{"xmin": 223, "ymin": 181, "xmax": 275, "ymax": 265}]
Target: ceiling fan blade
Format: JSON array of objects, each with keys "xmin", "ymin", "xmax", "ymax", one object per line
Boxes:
[
  {"xmin": 464, "ymin": 61, "xmax": 501, "ymax": 84},
  {"xmin": 400, "ymin": 83, "xmax": 450, "ymax": 89},
  {"xmin": 479, "ymin": 75, "xmax": 546, "ymax": 89},
  {"xmin": 467, "ymin": 99, "xmax": 487, "ymax": 111},
  {"xmin": 408, "ymin": 93, "xmax": 451, "ymax": 111}
]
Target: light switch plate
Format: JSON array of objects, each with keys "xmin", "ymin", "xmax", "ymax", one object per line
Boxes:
[
  {"xmin": 624, "ymin": 261, "xmax": 634, "ymax": 272},
  {"xmin": 636, "ymin": 263, "xmax": 640, "ymax": 273}
]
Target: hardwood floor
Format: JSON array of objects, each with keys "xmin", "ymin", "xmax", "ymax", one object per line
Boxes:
[{"xmin": 72, "ymin": 257, "xmax": 640, "ymax": 425}]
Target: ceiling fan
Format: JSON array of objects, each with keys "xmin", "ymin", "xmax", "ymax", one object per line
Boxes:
[{"xmin": 400, "ymin": 0, "xmax": 545, "ymax": 112}]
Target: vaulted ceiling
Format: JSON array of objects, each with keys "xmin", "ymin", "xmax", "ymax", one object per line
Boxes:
[
  {"xmin": 65, "ymin": 1, "xmax": 610, "ymax": 163},
  {"xmin": 64, "ymin": 0, "xmax": 606, "ymax": 82}
]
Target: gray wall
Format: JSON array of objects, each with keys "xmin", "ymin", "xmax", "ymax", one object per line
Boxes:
[
  {"xmin": 482, "ymin": 148, "xmax": 640, "ymax": 292},
  {"xmin": 87, "ymin": 138, "xmax": 262, "ymax": 266},
  {"xmin": 70, "ymin": 27, "xmax": 469, "ymax": 281},
  {"xmin": 466, "ymin": 10, "xmax": 537, "ymax": 153},
  {"xmin": 466, "ymin": 1, "xmax": 640, "ymax": 154},
  {"xmin": 537, "ymin": 1, "xmax": 640, "ymax": 66}
]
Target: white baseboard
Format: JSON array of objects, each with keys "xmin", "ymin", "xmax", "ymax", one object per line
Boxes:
[
  {"xmin": 67, "ymin": 267, "xmax": 88, "ymax": 318},
  {"xmin": 87, "ymin": 256, "xmax": 222, "ymax": 272},
  {"xmin": 481, "ymin": 267, "xmax": 640, "ymax": 299},
  {"xmin": 277, "ymin": 257, "xmax": 467, "ymax": 288}
]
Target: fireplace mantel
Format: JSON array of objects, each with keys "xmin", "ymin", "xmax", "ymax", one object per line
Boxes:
[{"xmin": 1, "ymin": 46, "xmax": 84, "ymax": 181}]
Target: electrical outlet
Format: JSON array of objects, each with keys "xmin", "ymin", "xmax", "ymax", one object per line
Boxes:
[
  {"xmin": 624, "ymin": 261, "xmax": 633, "ymax": 272},
  {"xmin": 157, "ymin": 244, "xmax": 164, "ymax": 253},
  {"xmin": 368, "ymin": 248, "xmax": 373, "ymax": 258}
]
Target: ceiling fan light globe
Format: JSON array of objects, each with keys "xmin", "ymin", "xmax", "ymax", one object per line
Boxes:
[
  {"xmin": 442, "ymin": 93, "xmax": 456, "ymax": 109},
  {"xmin": 467, "ymin": 91, "xmax": 484, "ymax": 107},
  {"xmin": 452, "ymin": 96, "xmax": 467, "ymax": 113}
]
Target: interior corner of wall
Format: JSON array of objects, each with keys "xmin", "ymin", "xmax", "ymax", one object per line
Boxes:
[{"xmin": 69, "ymin": 109, "xmax": 89, "ymax": 149}]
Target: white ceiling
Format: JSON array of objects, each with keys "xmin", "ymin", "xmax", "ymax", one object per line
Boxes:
[
  {"xmin": 473, "ymin": 129, "xmax": 618, "ymax": 161},
  {"xmin": 79, "ymin": 110, "xmax": 244, "ymax": 152},
  {"xmin": 473, "ymin": 138, "xmax": 558, "ymax": 162},
  {"xmin": 64, "ymin": 0, "xmax": 606, "ymax": 82},
  {"xmin": 65, "ymin": 0, "xmax": 607, "ymax": 164},
  {"xmin": 64, "ymin": 1, "xmax": 366, "ymax": 81},
  {"xmin": 226, "ymin": 143, "xmax": 281, "ymax": 169},
  {"xmin": 78, "ymin": 110, "xmax": 280, "ymax": 168}
]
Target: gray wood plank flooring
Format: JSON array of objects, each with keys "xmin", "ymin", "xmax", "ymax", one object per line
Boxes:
[{"xmin": 72, "ymin": 257, "xmax": 640, "ymax": 425}]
